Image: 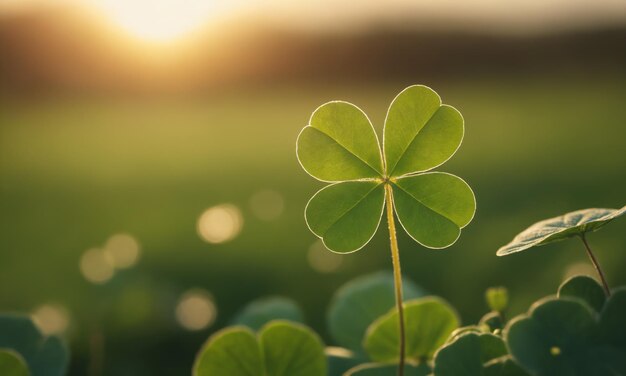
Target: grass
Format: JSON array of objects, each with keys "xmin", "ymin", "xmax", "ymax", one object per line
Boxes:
[{"xmin": 1, "ymin": 74, "xmax": 625, "ymax": 374}]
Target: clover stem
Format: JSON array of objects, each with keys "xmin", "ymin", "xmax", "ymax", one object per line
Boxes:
[
  {"xmin": 384, "ymin": 183, "xmax": 405, "ymax": 376},
  {"xmin": 580, "ymin": 234, "xmax": 611, "ymax": 296}
]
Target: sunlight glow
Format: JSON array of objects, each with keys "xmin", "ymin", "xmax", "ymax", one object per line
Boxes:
[
  {"xmin": 175, "ymin": 289, "xmax": 217, "ymax": 331},
  {"xmin": 92, "ymin": 0, "xmax": 225, "ymax": 43},
  {"xmin": 197, "ymin": 204, "xmax": 243, "ymax": 244},
  {"xmin": 32, "ymin": 304, "xmax": 70, "ymax": 336}
]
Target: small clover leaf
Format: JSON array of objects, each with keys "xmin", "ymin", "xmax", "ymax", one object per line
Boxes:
[
  {"xmin": 327, "ymin": 271, "xmax": 425, "ymax": 354},
  {"xmin": 364, "ymin": 297, "xmax": 460, "ymax": 363},
  {"xmin": 231, "ymin": 296, "xmax": 304, "ymax": 331},
  {"xmin": 0, "ymin": 350, "xmax": 29, "ymax": 376},
  {"xmin": 497, "ymin": 206, "xmax": 626, "ymax": 256},
  {"xmin": 297, "ymin": 85, "xmax": 475, "ymax": 253},
  {"xmin": 193, "ymin": 320, "xmax": 326, "ymax": 376},
  {"xmin": 345, "ymin": 362, "xmax": 431, "ymax": 376},
  {"xmin": 558, "ymin": 275, "xmax": 606, "ymax": 313},
  {"xmin": 505, "ymin": 291, "xmax": 626, "ymax": 376},
  {"xmin": 0, "ymin": 314, "xmax": 68, "ymax": 376},
  {"xmin": 432, "ymin": 332, "xmax": 512, "ymax": 376}
]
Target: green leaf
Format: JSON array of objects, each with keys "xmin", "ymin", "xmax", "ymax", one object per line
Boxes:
[
  {"xmin": 392, "ymin": 173, "xmax": 475, "ymax": 248},
  {"xmin": 0, "ymin": 350, "xmax": 29, "ymax": 376},
  {"xmin": 327, "ymin": 271, "xmax": 425, "ymax": 353},
  {"xmin": 232, "ymin": 296, "xmax": 304, "ymax": 331},
  {"xmin": 0, "ymin": 314, "xmax": 68, "ymax": 376},
  {"xmin": 305, "ymin": 181, "xmax": 385, "ymax": 253},
  {"xmin": 479, "ymin": 312, "xmax": 504, "ymax": 333},
  {"xmin": 259, "ymin": 321, "xmax": 326, "ymax": 376},
  {"xmin": 485, "ymin": 287, "xmax": 509, "ymax": 313},
  {"xmin": 497, "ymin": 206, "xmax": 626, "ymax": 256},
  {"xmin": 193, "ymin": 321, "xmax": 327, "ymax": 376},
  {"xmin": 345, "ymin": 362, "xmax": 431, "ymax": 376},
  {"xmin": 193, "ymin": 327, "xmax": 263, "ymax": 376},
  {"xmin": 558, "ymin": 275, "xmax": 606, "ymax": 312},
  {"xmin": 364, "ymin": 297, "xmax": 459, "ymax": 362},
  {"xmin": 505, "ymin": 293, "xmax": 626, "ymax": 376},
  {"xmin": 599, "ymin": 288, "xmax": 626, "ymax": 347},
  {"xmin": 433, "ymin": 333, "xmax": 508, "ymax": 376},
  {"xmin": 383, "ymin": 85, "xmax": 463, "ymax": 177},
  {"xmin": 483, "ymin": 356, "xmax": 529, "ymax": 376},
  {"xmin": 297, "ymin": 101, "xmax": 383, "ymax": 182}
]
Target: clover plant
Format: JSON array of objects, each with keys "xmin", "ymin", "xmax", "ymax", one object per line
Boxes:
[
  {"xmin": 497, "ymin": 206, "xmax": 625, "ymax": 295},
  {"xmin": 296, "ymin": 85, "xmax": 476, "ymax": 374}
]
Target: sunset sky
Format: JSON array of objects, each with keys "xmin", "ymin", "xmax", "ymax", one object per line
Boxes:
[{"xmin": 1, "ymin": 0, "xmax": 625, "ymax": 43}]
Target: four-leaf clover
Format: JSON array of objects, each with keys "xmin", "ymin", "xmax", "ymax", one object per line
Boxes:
[{"xmin": 297, "ymin": 85, "xmax": 476, "ymax": 253}]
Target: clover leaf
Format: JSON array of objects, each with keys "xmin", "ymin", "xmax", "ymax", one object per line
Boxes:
[
  {"xmin": 497, "ymin": 207, "xmax": 625, "ymax": 256},
  {"xmin": 0, "ymin": 314, "xmax": 68, "ymax": 376},
  {"xmin": 497, "ymin": 206, "xmax": 625, "ymax": 296},
  {"xmin": 505, "ymin": 291, "xmax": 626, "ymax": 376},
  {"xmin": 231, "ymin": 296, "xmax": 304, "ymax": 331},
  {"xmin": 557, "ymin": 275, "xmax": 606, "ymax": 313},
  {"xmin": 327, "ymin": 271, "xmax": 425, "ymax": 354},
  {"xmin": 297, "ymin": 85, "xmax": 475, "ymax": 253},
  {"xmin": 0, "ymin": 350, "xmax": 29, "ymax": 376},
  {"xmin": 193, "ymin": 320, "xmax": 326, "ymax": 376},
  {"xmin": 344, "ymin": 362, "xmax": 431, "ymax": 376},
  {"xmin": 364, "ymin": 297, "xmax": 460, "ymax": 363},
  {"xmin": 432, "ymin": 332, "xmax": 512, "ymax": 376}
]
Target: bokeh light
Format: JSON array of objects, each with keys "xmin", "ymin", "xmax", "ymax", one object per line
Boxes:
[
  {"xmin": 175, "ymin": 289, "xmax": 217, "ymax": 331},
  {"xmin": 80, "ymin": 248, "xmax": 115, "ymax": 284},
  {"xmin": 31, "ymin": 304, "xmax": 70, "ymax": 336},
  {"xmin": 249, "ymin": 190, "xmax": 285, "ymax": 221},
  {"xmin": 197, "ymin": 204, "xmax": 243, "ymax": 244},
  {"xmin": 307, "ymin": 240, "xmax": 344, "ymax": 273},
  {"xmin": 104, "ymin": 233, "xmax": 141, "ymax": 269}
]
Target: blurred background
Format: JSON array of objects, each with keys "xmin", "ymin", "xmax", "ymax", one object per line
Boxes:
[{"xmin": 1, "ymin": 0, "xmax": 625, "ymax": 374}]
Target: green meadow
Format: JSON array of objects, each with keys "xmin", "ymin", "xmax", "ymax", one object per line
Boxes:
[{"xmin": 1, "ymin": 74, "xmax": 625, "ymax": 373}]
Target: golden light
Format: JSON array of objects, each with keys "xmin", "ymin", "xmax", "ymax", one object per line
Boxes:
[
  {"xmin": 197, "ymin": 204, "xmax": 243, "ymax": 244},
  {"xmin": 307, "ymin": 240, "xmax": 344, "ymax": 273},
  {"xmin": 91, "ymin": 0, "xmax": 227, "ymax": 43},
  {"xmin": 175, "ymin": 289, "xmax": 217, "ymax": 331},
  {"xmin": 80, "ymin": 248, "xmax": 115, "ymax": 284},
  {"xmin": 104, "ymin": 233, "xmax": 141, "ymax": 269},
  {"xmin": 249, "ymin": 190, "xmax": 285, "ymax": 221},
  {"xmin": 31, "ymin": 304, "xmax": 70, "ymax": 336}
]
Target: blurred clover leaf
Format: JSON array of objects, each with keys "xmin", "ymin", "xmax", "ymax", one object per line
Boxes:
[
  {"xmin": 558, "ymin": 275, "xmax": 606, "ymax": 313},
  {"xmin": 231, "ymin": 296, "xmax": 304, "ymax": 331},
  {"xmin": 497, "ymin": 206, "xmax": 625, "ymax": 295},
  {"xmin": 0, "ymin": 350, "xmax": 29, "ymax": 376},
  {"xmin": 297, "ymin": 85, "xmax": 476, "ymax": 253},
  {"xmin": 485, "ymin": 287, "xmax": 509, "ymax": 314},
  {"xmin": 193, "ymin": 320, "xmax": 326, "ymax": 376},
  {"xmin": 0, "ymin": 314, "xmax": 68, "ymax": 376},
  {"xmin": 433, "ymin": 332, "xmax": 523, "ymax": 376},
  {"xmin": 327, "ymin": 271, "xmax": 425, "ymax": 354},
  {"xmin": 505, "ymin": 290, "xmax": 626, "ymax": 376},
  {"xmin": 344, "ymin": 362, "xmax": 431, "ymax": 376},
  {"xmin": 364, "ymin": 297, "xmax": 460, "ymax": 363}
]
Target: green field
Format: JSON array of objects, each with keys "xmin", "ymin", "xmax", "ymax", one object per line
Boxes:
[{"xmin": 1, "ymin": 74, "xmax": 625, "ymax": 374}]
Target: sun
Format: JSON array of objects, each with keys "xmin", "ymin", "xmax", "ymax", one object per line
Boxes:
[{"xmin": 92, "ymin": 0, "xmax": 228, "ymax": 43}]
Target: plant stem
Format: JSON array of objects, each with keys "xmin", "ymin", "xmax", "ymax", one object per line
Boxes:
[
  {"xmin": 384, "ymin": 183, "xmax": 405, "ymax": 376},
  {"xmin": 580, "ymin": 234, "xmax": 611, "ymax": 296}
]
